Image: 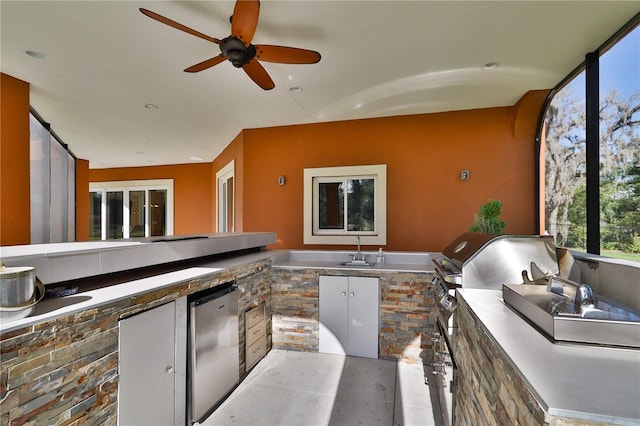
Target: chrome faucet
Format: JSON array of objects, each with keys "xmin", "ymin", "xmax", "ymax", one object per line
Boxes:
[{"xmin": 353, "ymin": 236, "xmax": 365, "ymax": 262}]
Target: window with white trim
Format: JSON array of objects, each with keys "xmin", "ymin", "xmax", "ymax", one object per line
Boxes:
[
  {"xmin": 304, "ymin": 165, "xmax": 387, "ymax": 245},
  {"xmin": 89, "ymin": 179, "xmax": 174, "ymax": 240}
]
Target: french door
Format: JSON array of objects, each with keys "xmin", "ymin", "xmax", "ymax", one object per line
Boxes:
[
  {"xmin": 90, "ymin": 180, "xmax": 173, "ymax": 240},
  {"xmin": 216, "ymin": 160, "xmax": 235, "ymax": 232}
]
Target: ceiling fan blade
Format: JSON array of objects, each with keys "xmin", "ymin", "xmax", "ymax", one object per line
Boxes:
[
  {"xmin": 242, "ymin": 60, "xmax": 275, "ymax": 90},
  {"xmin": 184, "ymin": 55, "xmax": 227, "ymax": 73},
  {"xmin": 231, "ymin": 0, "xmax": 260, "ymax": 46},
  {"xmin": 255, "ymin": 45, "xmax": 321, "ymax": 64},
  {"xmin": 140, "ymin": 8, "xmax": 220, "ymax": 45}
]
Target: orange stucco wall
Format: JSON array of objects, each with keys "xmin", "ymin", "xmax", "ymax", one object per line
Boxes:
[
  {"xmin": 239, "ymin": 90, "xmax": 548, "ymax": 251},
  {"xmin": 1, "ymin": 74, "xmax": 31, "ymax": 246},
  {"xmin": 88, "ymin": 163, "xmax": 213, "ymax": 237},
  {"xmin": 75, "ymin": 159, "xmax": 90, "ymax": 241},
  {"xmin": 1, "ymin": 68, "xmax": 547, "ymax": 250}
]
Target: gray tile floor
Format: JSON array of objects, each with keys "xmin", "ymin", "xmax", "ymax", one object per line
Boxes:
[{"xmin": 201, "ymin": 349, "xmax": 440, "ymax": 426}]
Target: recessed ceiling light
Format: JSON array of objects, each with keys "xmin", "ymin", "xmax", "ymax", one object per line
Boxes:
[
  {"xmin": 289, "ymin": 86, "xmax": 303, "ymax": 93},
  {"xmin": 143, "ymin": 103, "xmax": 158, "ymax": 109},
  {"xmin": 25, "ymin": 50, "xmax": 47, "ymax": 60},
  {"xmin": 481, "ymin": 62, "xmax": 499, "ymax": 70}
]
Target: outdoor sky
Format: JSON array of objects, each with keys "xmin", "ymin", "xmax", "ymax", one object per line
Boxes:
[
  {"xmin": 565, "ymin": 23, "xmax": 639, "ymax": 100},
  {"xmin": 600, "ymin": 24, "xmax": 639, "ymax": 98}
]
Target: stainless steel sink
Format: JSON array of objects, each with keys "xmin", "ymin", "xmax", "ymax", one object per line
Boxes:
[
  {"xmin": 503, "ymin": 280, "xmax": 640, "ymax": 348},
  {"xmin": 338, "ymin": 261, "xmax": 374, "ymax": 268}
]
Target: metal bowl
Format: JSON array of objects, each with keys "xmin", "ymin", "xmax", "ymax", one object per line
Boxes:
[{"xmin": 0, "ymin": 265, "xmax": 45, "ymax": 323}]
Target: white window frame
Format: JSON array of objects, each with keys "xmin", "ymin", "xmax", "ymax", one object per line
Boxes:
[
  {"xmin": 89, "ymin": 179, "xmax": 174, "ymax": 239},
  {"xmin": 304, "ymin": 165, "xmax": 387, "ymax": 245},
  {"xmin": 216, "ymin": 160, "xmax": 235, "ymax": 232}
]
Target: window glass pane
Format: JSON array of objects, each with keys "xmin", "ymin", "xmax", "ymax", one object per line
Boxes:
[
  {"xmin": 544, "ymin": 76, "xmax": 587, "ymax": 251},
  {"xmin": 90, "ymin": 192, "xmax": 102, "ymax": 240},
  {"xmin": 216, "ymin": 161, "xmax": 234, "ymax": 233},
  {"xmin": 598, "ymin": 25, "xmax": 640, "ymax": 260},
  {"xmin": 304, "ymin": 165, "xmax": 386, "ymax": 244},
  {"xmin": 226, "ymin": 177, "xmax": 234, "ymax": 232},
  {"xmin": 129, "ymin": 190, "xmax": 146, "ymax": 237},
  {"xmin": 149, "ymin": 190, "xmax": 167, "ymax": 237},
  {"xmin": 49, "ymin": 137, "xmax": 68, "ymax": 243},
  {"xmin": 29, "ymin": 114, "xmax": 50, "ymax": 244},
  {"xmin": 347, "ymin": 178, "xmax": 375, "ymax": 232},
  {"xmin": 29, "ymin": 112, "xmax": 75, "ymax": 244},
  {"xmin": 67, "ymin": 151, "xmax": 75, "ymax": 241},
  {"xmin": 91, "ymin": 180, "xmax": 173, "ymax": 240},
  {"xmin": 107, "ymin": 191, "xmax": 123, "ymax": 239},
  {"xmin": 221, "ymin": 181, "xmax": 228, "ymax": 232},
  {"xmin": 318, "ymin": 182, "xmax": 344, "ymax": 230}
]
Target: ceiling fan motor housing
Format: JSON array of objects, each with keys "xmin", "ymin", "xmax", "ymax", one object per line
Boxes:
[{"xmin": 220, "ymin": 36, "xmax": 256, "ymax": 67}]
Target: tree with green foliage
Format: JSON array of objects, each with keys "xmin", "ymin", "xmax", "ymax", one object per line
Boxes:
[{"xmin": 544, "ymin": 89, "xmax": 639, "ymax": 253}]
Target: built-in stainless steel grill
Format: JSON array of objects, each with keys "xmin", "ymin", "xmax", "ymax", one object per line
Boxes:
[
  {"xmin": 430, "ymin": 232, "xmax": 559, "ymax": 426},
  {"xmin": 433, "ymin": 232, "xmax": 559, "ymax": 313}
]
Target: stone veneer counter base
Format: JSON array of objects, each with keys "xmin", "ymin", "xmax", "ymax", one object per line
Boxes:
[
  {"xmin": 455, "ymin": 288, "xmax": 640, "ymax": 425},
  {"xmin": 0, "ymin": 251, "xmax": 274, "ymax": 425},
  {"xmin": 271, "ymin": 255, "xmax": 437, "ymax": 364}
]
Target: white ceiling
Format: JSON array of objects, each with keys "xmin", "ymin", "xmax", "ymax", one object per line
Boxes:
[{"xmin": 2, "ymin": 1, "xmax": 638, "ymax": 169}]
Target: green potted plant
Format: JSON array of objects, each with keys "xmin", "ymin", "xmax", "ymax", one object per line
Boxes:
[{"xmin": 470, "ymin": 199, "xmax": 507, "ymax": 235}]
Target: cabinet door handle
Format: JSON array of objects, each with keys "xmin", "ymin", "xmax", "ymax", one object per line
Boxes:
[
  {"xmin": 166, "ymin": 366, "xmax": 174, "ymax": 374},
  {"xmin": 341, "ymin": 291, "xmax": 347, "ymax": 296},
  {"xmin": 350, "ymin": 292, "xmax": 355, "ymax": 297}
]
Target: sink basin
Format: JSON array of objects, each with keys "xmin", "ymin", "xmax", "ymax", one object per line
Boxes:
[
  {"xmin": 503, "ymin": 282, "xmax": 640, "ymax": 348},
  {"xmin": 338, "ymin": 261, "xmax": 374, "ymax": 268}
]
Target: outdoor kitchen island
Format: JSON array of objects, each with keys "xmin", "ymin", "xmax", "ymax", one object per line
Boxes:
[
  {"xmin": 454, "ymin": 288, "xmax": 640, "ymax": 426},
  {"xmin": 0, "ymin": 233, "xmax": 277, "ymax": 425}
]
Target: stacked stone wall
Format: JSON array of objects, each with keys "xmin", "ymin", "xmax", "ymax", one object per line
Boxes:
[
  {"xmin": 271, "ymin": 267, "xmax": 437, "ymax": 363},
  {"xmin": 1, "ymin": 258, "xmax": 434, "ymax": 425},
  {"xmin": 454, "ymin": 296, "xmax": 614, "ymax": 426},
  {"xmin": 0, "ymin": 260, "xmax": 270, "ymax": 426}
]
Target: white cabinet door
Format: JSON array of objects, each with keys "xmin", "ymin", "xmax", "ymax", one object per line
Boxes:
[
  {"xmin": 319, "ymin": 275, "xmax": 379, "ymax": 358},
  {"xmin": 347, "ymin": 276, "xmax": 379, "ymax": 358},
  {"xmin": 119, "ymin": 301, "xmax": 183, "ymax": 426},
  {"xmin": 319, "ymin": 275, "xmax": 349, "ymax": 355}
]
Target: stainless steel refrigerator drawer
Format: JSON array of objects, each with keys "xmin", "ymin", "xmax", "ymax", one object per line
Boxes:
[{"xmin": 188, "ymin": 282, "xmax": 239, "ymax": 424}]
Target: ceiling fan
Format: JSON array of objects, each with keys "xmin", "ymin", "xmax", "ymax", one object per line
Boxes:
[{"xmin": 140, "ymin": 0, "xmax": 321, "ymax": 90}]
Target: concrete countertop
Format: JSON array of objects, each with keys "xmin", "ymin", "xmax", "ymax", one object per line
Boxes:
[
  {"xmin": 0, "ymin": 249, "xmax": 282, "ymax": 334},
  {"xmin": 272, "ymin": 250, "xmax": 437, "ymax": 273},
  {"xmin": 458, "ymin": 288, "xmax": 640, "ymax": 425},
  {"xmin": 0, "ymin": 246, "xmax": 434, "ymax": 334},
  {"xmin": 0, "ymin": 232, "xmax": 276, "ymax": 284}
]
